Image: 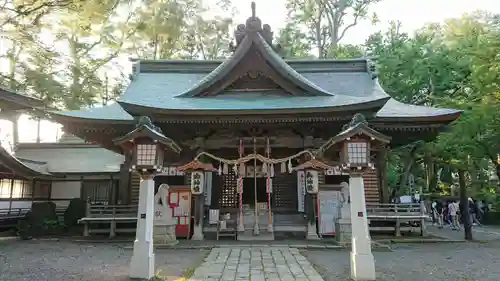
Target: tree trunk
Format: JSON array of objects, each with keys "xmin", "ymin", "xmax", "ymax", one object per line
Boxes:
[{"xmin": 458, "ymin": 169, "xmax": 473, "ymax": 241}]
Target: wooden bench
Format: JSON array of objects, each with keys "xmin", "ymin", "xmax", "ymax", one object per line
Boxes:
[
  {"xmin": 78, "ymin": 203, "xmax": 137, "ymax": 238},
  {"xmin": 367, "ymin": 203, "xmax": 429, "ymax": 236}
]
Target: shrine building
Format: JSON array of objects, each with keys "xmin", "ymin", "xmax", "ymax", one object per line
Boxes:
[{"xmin": 0, "ymin": 6, "xmax": 461, "ymax": 239}]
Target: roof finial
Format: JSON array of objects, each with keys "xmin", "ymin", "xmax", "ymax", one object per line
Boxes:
[{"xmin": 251, "ymin": 1, "xmax": 256, "ymax": 18}]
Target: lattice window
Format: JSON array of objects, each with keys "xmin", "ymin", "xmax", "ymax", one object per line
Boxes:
[
  {"xmin": 137, "ymin": 144, "xmax": 156, "ymax": 166},
  {"xmin": 347, "ymin": 142, "xmax": 368, "ymax": 164},
  {"xmin": 219, "ymin": 172, "xmax": 238, "ymax": 208},
  {"xmin": 272, "ymin": 172, "xmax": 298, "ymax": 211}
]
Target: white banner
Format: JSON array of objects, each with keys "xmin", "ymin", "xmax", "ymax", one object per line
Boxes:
[{"xmin": 297, "ymin": 171, "xmax": 305, "ymax": 212}]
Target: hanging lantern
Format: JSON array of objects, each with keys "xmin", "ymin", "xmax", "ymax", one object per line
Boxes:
[
  {"xmin": 177, "ymin": 159, "xmax": 217, "ymax": 195},
  {"xmin": 293, "ymin": 159, "xmax": 330, "ymax": 194}
]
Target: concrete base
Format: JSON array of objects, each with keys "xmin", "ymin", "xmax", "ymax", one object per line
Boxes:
[
  {"xmin": 336, "ymin": 220, "xmax": 352, "ymax": 243},
  {"xmin": 350, "ymin": 251, "xmax": 376, "ymax": 281},
  {"xmin": 130, "ymin": 240, "xmax": 155, "ymax": 279},
  {"xmin": 191, "ymin": 224, "xmax": 204, "ymax": 241},
  {"xmin": 307, "ymin": 222, "xmax": 319, "ymax": 240}
]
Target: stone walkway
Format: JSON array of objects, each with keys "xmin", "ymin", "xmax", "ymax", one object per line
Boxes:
[{"xmin": 190, "ymin": 247, "xmax": 324, "ymax": 281}]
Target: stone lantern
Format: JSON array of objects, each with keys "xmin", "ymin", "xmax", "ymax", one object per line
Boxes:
[
  {"xmin": 320, "ymin": 113, "xmax": 390, "ymax": 281},
  {"xmin": 178, "ymin": 159, "xmax": 217, "ymax": 240},
  {"xmin": 114, "ymin": 116, "xmax": 181, "ymax": 280},
  {"xmin": 293, "ymin": 158, "xmax": 331, "ymax": 240}
]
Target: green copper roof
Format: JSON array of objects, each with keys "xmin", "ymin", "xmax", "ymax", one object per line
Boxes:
[
  {"xmin": 50, "ymin": 102, "xmax": 134, "ymax": 121},
  {"xmin": 376, "ymin": 99, "xmax": 461, "ymax": 119}
]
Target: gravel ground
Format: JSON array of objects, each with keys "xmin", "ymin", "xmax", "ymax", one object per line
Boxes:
[
  {"xmin": 304, "ymin": 242, "xmax": 500, "ymax": 281},
  {"xmin": 0, "ymin": 240, "xmax": 208, "ymax": 281}
]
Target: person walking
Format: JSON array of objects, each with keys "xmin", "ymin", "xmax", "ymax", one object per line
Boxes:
[
  {"xmin": 468, "ymin": 197, "xmax": 482, "ymax": 226},
  {"xmin": 432, "ymin": 200, "xmax": 444, "ymax": 228},
  {"xmin": 448, "ymin": 200, "xmax": 460, "ymax": 230}
]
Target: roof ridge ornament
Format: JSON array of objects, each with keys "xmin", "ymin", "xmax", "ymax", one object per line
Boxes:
[{"xmin": 233, "ymin": 2, "xmax": 273, "ymax": 46}]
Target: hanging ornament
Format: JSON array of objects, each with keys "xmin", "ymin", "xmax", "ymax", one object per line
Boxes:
[
  {"xmin": 280, "ymin": 162, "xmax": 286, "ymax": 173},
  {"xmin": 270, "ymin": 163, "xmax": 275, "ymax": 177},
  {"xmin": 287, "ymin": 159, "xmax": 293, "ymax": 174},
  {"xmin": 232, "ymin": 164, "xmax": 238, "ymax": 175},
  {"xmin": 218, "ymin": 162, "xmax": 222, "ymax": 176},
  {"xmin": 262, "ymin": 163, "xmax": 268, "ymax": 175},
  {"xmin": 223, "ymin": 163, "xmax": 228, "ymax": 174}
]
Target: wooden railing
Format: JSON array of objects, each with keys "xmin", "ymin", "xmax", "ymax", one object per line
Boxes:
[
  {"xmin": 366, "ymin": 203, "xmax": 428, "ymax": 236},
  {"xmin": 79, "ymin": 203, "xmax": 138, "ymax": 237},
  {"xmin": 0, "ymin": 208, "xmax": 30, "ymax": 219}
]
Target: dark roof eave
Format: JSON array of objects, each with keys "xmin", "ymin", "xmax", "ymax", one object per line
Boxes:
[
  {"xmin": 373, "ymin": 111, "xmax": 463, "ymax": 123},
  {"xmin": 117, "ymin": 97, "xmax": 390, "ymax": 116}
]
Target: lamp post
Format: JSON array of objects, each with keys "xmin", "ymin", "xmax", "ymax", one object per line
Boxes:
[
  {"xmin": 114, "ymin": 116, "xmax": 181, "ymax": 280},
  {"xmin": 320, "ymin": 114, "xmax": 390, "ymax": 281},
  {"xmin": 293, "ymin": 158, "xmax": 330, "ymax": 240},
  {"xmin": 177, "ymin": 159, "xmax": 217, "ymax": 241}
]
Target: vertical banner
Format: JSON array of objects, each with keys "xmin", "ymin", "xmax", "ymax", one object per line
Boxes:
[
  {"xmin": 204, "ymin": 172, "xmax": 212, "ymax": 206},
  {"xmin": 297, "ymin": 170, "xmax": 305, "ymax": 212}
]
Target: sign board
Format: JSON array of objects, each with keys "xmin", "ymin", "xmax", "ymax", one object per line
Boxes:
[{"xmin": 318, "ymin": 190, "xmax": 341, "ymax": 235}]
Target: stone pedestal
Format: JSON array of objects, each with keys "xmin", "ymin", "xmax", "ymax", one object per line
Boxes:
[
  {"xmin": 130, "ymin": 176, "xmax": 155, "ymax": 280},
  {"xmin": 349, "ymin": 175, "xmax": 376, "ymax": 281},
  {"xmin": 307, "ymin": 221, "xmax": 319, "ymax": 240},
  {"xmin": 192, "ymin": 223, "xmax": 204, "ymax": 240},
  {"xmin": 336, "ymin": 219, "xmax": 352, "ymax": 243},
  {"xmin": 154, "ymin": 225, "xmax": 178, "ymax": 246}
]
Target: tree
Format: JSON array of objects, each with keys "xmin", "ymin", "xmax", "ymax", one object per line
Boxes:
[{"xmin": 283, "ymin": 0, "xmax": 380, "ymax": 58}]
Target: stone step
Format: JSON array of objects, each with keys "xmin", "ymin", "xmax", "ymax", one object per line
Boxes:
[{"xmin": 237, "ymin": 229, "xmax": 274, "ymax": 241}]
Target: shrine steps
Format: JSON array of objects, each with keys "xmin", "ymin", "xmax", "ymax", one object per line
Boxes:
[{"xmin": 237, "ymin": 229, "xmax": 274, "ymax": 241}]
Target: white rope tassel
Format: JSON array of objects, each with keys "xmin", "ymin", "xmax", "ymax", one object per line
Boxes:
[
  {"xmin": 232, "ymin": 164, "xmax": 238, "ymax": 175},
  {"xmin": 287, "ymin": 159, "xmax": 293, "ymax": 173},
  {"xmin": 280, "ymin": 162, "xmax": 286, "ymax": 173},
  {"xmin": 270, "ymin": 164, "xmax": 275, "ymax": 177},
  {"xmin": 223, "ymin": 163, "xmax": 228, "ymax": 175},
  {"xmin": 218, "ymin": 163, "xmax": 222, "ymax": 176},
  {"xmin": 262, "ymin": 163, "xmax": 268, "ymax": 175}
]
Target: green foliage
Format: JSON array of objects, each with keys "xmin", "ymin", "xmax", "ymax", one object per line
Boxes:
[{"xmin": 16, "ymin": 202, "xmax": 65, "ymax": 238}]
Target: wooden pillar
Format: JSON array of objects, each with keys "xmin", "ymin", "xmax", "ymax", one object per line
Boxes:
[{"xmin": 377, "ymin": 146, "xmax": 389, "ymax": 203}]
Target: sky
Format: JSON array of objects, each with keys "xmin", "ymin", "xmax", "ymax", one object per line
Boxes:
[{"xmin": 3, "ymin": 0, "xmax": 500, "ymax": 145}]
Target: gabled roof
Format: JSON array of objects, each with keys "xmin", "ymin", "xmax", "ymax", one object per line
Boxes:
[{"xmin": 176, "ymin": 34, "xmax": 330, "ymax": 98}]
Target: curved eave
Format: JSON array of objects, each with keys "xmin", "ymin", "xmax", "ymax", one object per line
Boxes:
[
  {"xmin": 0, "ymin": 147, "xmax": 54, "ymax": 179},
  {"xmin": 45, "ymin": 107, "xmax": 135, "ymax": 125},
  {"xmin": 117, "ymin": 97, "xmax": 390, "ymax": 116},
  {"xmin": 176, "ymin": 33, "xmax": 331, "ymax": 97},
  {"xmin": 0, "ymin": 87, "xmax": 47, "ymax": 110}
]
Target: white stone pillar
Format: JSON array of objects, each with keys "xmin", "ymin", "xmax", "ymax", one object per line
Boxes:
[
  {"xmin": 130, "ymin": 174, "xmax": 155, "ymax": 280},
  {"xmin": 349, "ymin": 174, "xmax": 376, "ymax": 281}
]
